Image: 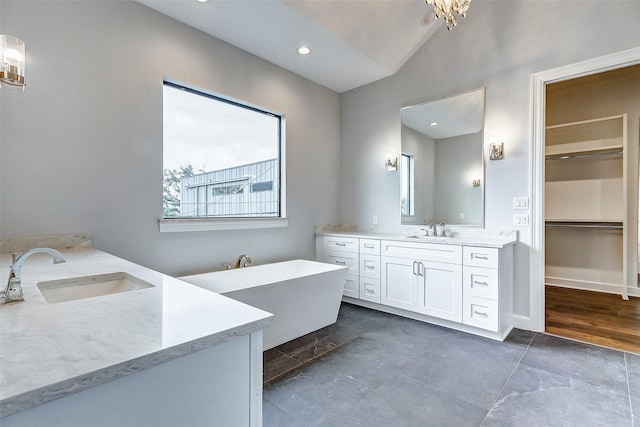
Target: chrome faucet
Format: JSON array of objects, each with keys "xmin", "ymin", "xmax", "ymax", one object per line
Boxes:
[
  {"xmin": 234, "ymin": 254, "xmax": 252, "ymax": 268},
  {"xmin": 2, "ymin": 248, "xmax": 66, "ymax": 304}
]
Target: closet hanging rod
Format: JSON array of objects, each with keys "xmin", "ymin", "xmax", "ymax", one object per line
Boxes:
[
  {"xmin": 545, "ymin": 222, "xmax": 623, "ymax": 229},
  {"xmin": 545, "ymin": 149, "xmax": 623, "ymax": 161}
]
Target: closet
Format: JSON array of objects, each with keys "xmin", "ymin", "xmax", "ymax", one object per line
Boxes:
[{"xmin": 545, "ymin": 114, "xmax": 630, "ymax": 299}]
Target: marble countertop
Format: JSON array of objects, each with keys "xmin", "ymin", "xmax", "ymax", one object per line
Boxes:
[
  {"xmin": 315, "ymin": 230, "xmax": 517, "ymax": 248},
  {"xmin": 0, "ymin": 248, "xmax": 273, "ymax": 418}
]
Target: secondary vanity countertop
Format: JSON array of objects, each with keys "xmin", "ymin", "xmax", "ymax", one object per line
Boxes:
[
  {"xmin": 316, "ymin": 229, "xmax": 517, "ymax": 248},
  {"xmin": 0, "ymin": 248, "xmax": 273, "ymax": 418}
]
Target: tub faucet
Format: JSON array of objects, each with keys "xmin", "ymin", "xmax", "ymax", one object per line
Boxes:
[
  {"xmin": 234, "ymin": 254, "xmax": 252, "ymax": 268},
  {"xmin": 2, "ymin": 248, "xmax": 66, "ymax": 304}
]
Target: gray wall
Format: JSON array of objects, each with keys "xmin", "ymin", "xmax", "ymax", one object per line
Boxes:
[
  {"xmin": 0, "ymin": 1, "xmax": 341, "ymax": 276},
  {"xmin": 339, "ymin": 1, "xmax": 640, "ymax": 320},
  {"xmin": 434, "ymin": 132, "xmax": 483, "ymax": 225}
]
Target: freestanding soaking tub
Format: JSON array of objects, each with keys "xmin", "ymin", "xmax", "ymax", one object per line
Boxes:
[{"xmin": 178, "ymin": 260, "xmax": 348, "ymax": 350}]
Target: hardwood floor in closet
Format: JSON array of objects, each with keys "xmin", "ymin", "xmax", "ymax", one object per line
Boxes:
[{"xmin": 545, "ymin": 285, "xmax": 640, "ymax": 354}]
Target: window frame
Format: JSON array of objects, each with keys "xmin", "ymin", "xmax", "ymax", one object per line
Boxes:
[
  {"xmin": 159, "ymin": 78, "xmax": 287, "ymax": 232},
  {"xmin": 401, "ymin": 153, "xmax": 415, "ymax": 218}
]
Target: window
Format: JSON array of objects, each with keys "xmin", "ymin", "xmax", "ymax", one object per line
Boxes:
[
  {"xmin": 401, "ymin": 153, "xmax": 414, "ymax": 216},
  {"xmin": 161, "ymin": 79, "xmax": 286, "ymax": 231}
]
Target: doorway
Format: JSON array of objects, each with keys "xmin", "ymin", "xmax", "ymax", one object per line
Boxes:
[{"xmin": 530, "ymin": 48, "xmax": 640, "ymax": 352}]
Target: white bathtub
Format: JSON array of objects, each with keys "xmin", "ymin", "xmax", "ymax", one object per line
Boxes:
[{"xmin": 178, "ymin": 260, "xmax": 348, "ymax": 350}]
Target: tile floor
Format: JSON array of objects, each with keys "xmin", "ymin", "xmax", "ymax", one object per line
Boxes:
[{"xmin": 263, "ymin": 303, "xmax": 639, "ymax": 427}]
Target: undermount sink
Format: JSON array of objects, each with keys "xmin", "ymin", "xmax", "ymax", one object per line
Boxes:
[{"xmin": 37, "ymin": 272, "xmax": 155, "ymax": 304}]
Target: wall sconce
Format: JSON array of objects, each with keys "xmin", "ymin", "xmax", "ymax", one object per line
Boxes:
[
  {"xmin": 0, "ymin": 35, "xmax": 26, "ymax": 91},
  {"xmin": 472, "ymin": 179, "xmax": 481, "ymax": 187},
  {"xmin": 385, "ymin": 155, "xmax": 398, "ymax": 171},
  {"xmin": 489, "ymin": 142, "xmax": 504, "ymax": 160}
]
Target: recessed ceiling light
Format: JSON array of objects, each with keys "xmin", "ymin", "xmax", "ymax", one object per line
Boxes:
[
  {"xmin": 297, "ymin": 46, "xmax": 311, "ymax": 55},
  {"xmin": 197, "ymin": 0, "xmax": 207, "ymax": 3},
  {"xmin": 429, "ymin": 121, "xmax": 439, "ymax": 126}
]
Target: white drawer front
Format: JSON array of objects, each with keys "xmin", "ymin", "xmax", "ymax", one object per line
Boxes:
[
  {"xmin": 325, "ymin": 251, "xmax": 359, "ymax": 276},
  {"xmin": 463, "ymin": 247, "xmax": 499, "ymax": 269},
  {"xmin": 360, "ymin": 277, "xmax": 380, "ymax": 303},
  {"xmin": 360, "ymin": 254, "xmax": 381, "ymax": 279},
  {"xmin": 381, "ymin": 240, "xmax": 462, "ymax": 264},
  {"xmin": 360, "ymin": 239, "xmax": 380, "ymax": 255},
  {"xmin": 463, "ymin": 266, "xmax": 499, "ymax": 300},
  {"xmin": 463, "ymin": 296, "xmax": 499, "ymax": 332},
  {"xmin": 343, "ymin": 274, "xmax": 359, "ymax": 298},
  {"xmin": 324, "ymin": 236, "xmax": 359, "ymax": 253}
]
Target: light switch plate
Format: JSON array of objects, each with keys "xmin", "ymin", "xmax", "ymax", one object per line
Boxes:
[
  {"xmin": 513, "ymin": 197, "xmax": 529, "ymax": 210},
  {"xmin": 513, "ymin": 214, "xmax": 529, "ymax": 227}
]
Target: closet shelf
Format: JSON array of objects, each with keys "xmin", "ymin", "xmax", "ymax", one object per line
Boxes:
[
  {"xmin": 545, "ymin": 220, "xmax": 623, "ymax": 229},
  {"xmin": 545, "ymin": 147, "xmax": 623, "ymax": 161}
]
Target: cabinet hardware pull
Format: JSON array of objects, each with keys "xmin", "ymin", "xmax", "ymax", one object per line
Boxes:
[
  {"xmin": 473, "ymin": 310, "xmax": 489, "ymax": 317},
  {"xmin": 418, "ymin": 261, "xmax": 424, "ymax": 277},
  {"xmin": 366, "ymin": 288, "xmax": 375, "ymax": 294},
  {"xmin": 473, "ymin": 255, "xmax": 489, "ymax": 260},
  {"xmin": 335, "ymin": 242, "xmax": 346, "ymax": 246},
  {"xmin": 413, "ymin": 261, "xmax": 418, "ymax": 275},
  {"xmin": 366, "ymin": 265, "xmax": 375, "ymax": 270},
  {"xmin": 335, "ymin": 261, "xmax": 346, "ymax": 265},
  {"xmin": 473, "ymin": 281, "xmax": 489, "ymax": 286},
  {"xmin": 365, "ymin": 244, "xmax": 374, "ymax": 249}
]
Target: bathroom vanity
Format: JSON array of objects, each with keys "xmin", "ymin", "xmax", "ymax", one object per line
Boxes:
[
  {"xmin": 0, "ymin": 237, "xmax": 272, "ymax": 427},
  {"xmin": 317, "ymin": 229, "xmax": 516, "ymax": 341}
]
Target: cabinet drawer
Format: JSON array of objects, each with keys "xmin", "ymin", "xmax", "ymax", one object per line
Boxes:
[
  {"xmin": 463, "ymin": 247, "xmax": 499, "ymax": 269},
  {"xmin": 343, "ymin": 274, "xmax": 359, "ymax": 298},
  {"xmin": 360, "ymin": 254, "xmax": 381, "ymax": 279},
  {"xmin": 324, "ymin": 251, "xmax": 358, "ymax": 276},
  {"xmin": 360, "ymin": 277, "xmax": 380, "ymax": 303},
  {"xmin": 360, "ymin": 239, "xmax": 380, "ymax": 255},
  {"xmin": 463, "ymin": 296, "xmax": 499, "ymax": 332},
  {"xmin": 463, "ymin": 266, "xmax": 499, "ymax": 300},
  {"xmin": 324, "ymin": 236, "xmax": 359, "ymax": 253},
  {"xmin": 381, "ymin": 240, "xmax": 462, "ymax": 264}
]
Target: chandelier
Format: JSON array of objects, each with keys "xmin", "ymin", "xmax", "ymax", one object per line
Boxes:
[{"xmin": 426, "ymin": 0, "xmax": 471, "ymax": 30}]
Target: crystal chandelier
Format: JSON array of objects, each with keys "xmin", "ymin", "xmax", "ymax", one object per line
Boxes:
[{"xmin": 426, "ymin": 0, "xmax": 471, "ymax": 30}]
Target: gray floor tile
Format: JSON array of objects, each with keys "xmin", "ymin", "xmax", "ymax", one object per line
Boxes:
[
  {"xmin": 264, "ymin": 372, "xmax": 373, "ymax": 426},
  {"xmin": 483, "ymin": 364, "xmax": 633, "ymax": 427},
  {"xmin": 402, "ymin": 330, "xmax": 526, "ymax": 409},
  {"xmin": 262, "ymin": 399, "xmax": 294, "ymax": 427},
  {"xmin": 303, "ymin": 336, "xmax": 408, "ymax": 390},
  {"xmin": 264, "ymin": 374, "xmax": 340, "ymax": 425},
  {"xmin": 504, "ymin": 328, "xmax": 536, "ymax": 346},
  {"xmin": 628, "ymin": 352, "xmax": 640, "ymax": 420},
  {"xmin": 350, "ymin": 373, "xmax": 487, "ymax": 427},
  {"xmin": 361, "ymin": 315, "xmax": 451, "ymax": 359},
  {"xmin": 521, "ymin": 333, "xmax": 629, "ymax": 395}
]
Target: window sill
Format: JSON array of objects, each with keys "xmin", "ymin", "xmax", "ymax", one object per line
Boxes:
[{"xmin": 159, "ymin": 217, "xmax": 289, "ymax": 233}]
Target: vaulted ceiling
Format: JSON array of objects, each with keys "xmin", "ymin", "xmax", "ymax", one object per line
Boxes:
[{"xmin": 136, "ymin": 0, "xmax": 443, "ymax": 93}]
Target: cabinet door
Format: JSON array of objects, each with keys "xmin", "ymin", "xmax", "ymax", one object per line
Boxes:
[
  {"xmin": 343, "ymin": 274, "xmax": 359, "ymax": 298},
  {"xmin": 417, "ymin": 261, "xmax": 462, "ymax": 322},
  {"xmin": 381, "ymin": 256, "xmax": 418, "ymax": 312}
]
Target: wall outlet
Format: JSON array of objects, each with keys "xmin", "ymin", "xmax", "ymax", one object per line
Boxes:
[
  {"xmin": 513, "ymin": 197, "xmax": 529, "ymax": 210},
  {"xmin": 513, "ymin": 214, "xmax": 529, "ymax": 227},
  {"xmin": 372, "ymin": 215, "xmax": 378, "ymax": 225}
]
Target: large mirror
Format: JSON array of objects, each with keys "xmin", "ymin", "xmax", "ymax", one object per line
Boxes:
[{"xmin": 400, "ymin": 88, "xmax": 485, "ymax": 226}]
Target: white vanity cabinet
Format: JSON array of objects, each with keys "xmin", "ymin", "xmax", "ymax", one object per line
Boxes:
[
  {"xmin": 317, "ymin": 233, "xmax": 514, "ymax": 341},
  {"xmin": 462, "ymin": 246, "xmax": 512, "ymax": 333},
  {"xmin": 381, "ymin": 240, "xmax": 463, "ymax": 321},
  {"xmin": 359, "ymin": 239, "xmax": 381, "ymax": 303},
  {"xmin": 318, "ymin": 236, "xmax": 359, "ymax": 298}
]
